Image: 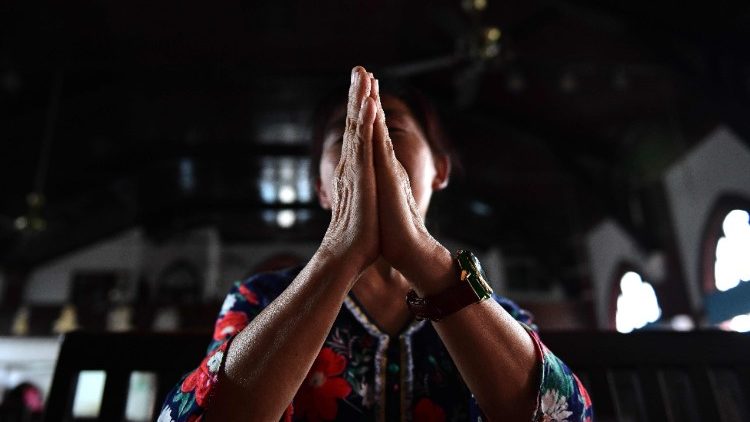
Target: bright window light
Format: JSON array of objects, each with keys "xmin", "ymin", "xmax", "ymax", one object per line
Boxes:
[
  {"xmin": 726, "ymin": 313, "xmax": 750, "ymax": 333},
  {"xmin": 259, "ymin": 159, "xmax": 277, "ymax": 204},
  {"xmin": 615, "ymin": 271, "xmax": 662, "ymax": 333},
  {"xmin": 278, "ymin": 184, "xmax": 297, "ymax": 204},
  {"xmin": 670, "ymin": 314, "xmax": 695, "ymax": 331},
  {"xmin": 279, "ymin": 158, "xmax": 295, "ymax": 180},
  {"xmin": 258, "ymin": 157, "xmax": 313, "ymax": 205},
  {"xmin": 125, "ymin": 372, "xmax": 157, "ymax": 421},
  {"xmin": 276, "ymin": 209, "xmax": 296, "ymax": 228},
  {"xmin": 72, "ymin": 370, "xmax": 106, "ymax": 417},
  {"xmin": 296, "ymin": 160, "xmax": 312, "ymax": 203},
  {"xmin": 714, "ymin": 209, "xmax": 750, "ymax": 291}
]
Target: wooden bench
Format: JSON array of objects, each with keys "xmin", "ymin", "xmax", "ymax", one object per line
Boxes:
[
  {"xmin": 542, "ymin": 331, "xmax": 750, "ymax": 421},
  {"xmin": 45, "ymin": 331, "xmax": 208, "ymax": 421},
  {"xmin": 45, "ymin": 330, "xmax": 750, "ymax": 421}
]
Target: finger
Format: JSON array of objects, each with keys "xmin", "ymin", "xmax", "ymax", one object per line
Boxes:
[
  {"xmin": 332, "ymin": 96, "xmax": 376, "ymax": 215},
  {"xmin": 360, "ymin": 75, "xmax": 378, "ymax": 169},
  {"xmin": 370, "ymin": 75, "xmax": 381, "ymax": 118},
  {"xmin": 345, "ymin": 67, "xmax": 371, "ymax": 137},
  {"xmin": 368, "ymin": 76, "xmax": 379, "ymax": 137},
  {"xmin": 358, "ymin": 96, "xmax": 376, "ymax": 168},
  {"xmin": 372, "ymin": 80, "xmax": 399, "ymax": 172},
  {"xmin": 371, "ymin": 81, "xmax": 421, "ymax": 215},
  {"xmin": 371, "ymin": 78, "xmax": 391, "ymax": 151},
  {"xmin": 342, "ymin": 67, "xmax": 371, "ymax": 164}
]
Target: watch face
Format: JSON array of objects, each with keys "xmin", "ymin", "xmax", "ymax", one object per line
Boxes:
[
  {"xmin": 457, "ymin": 250, "xmax": 493, "ymax": 298},
  {"xmin": 468, "ymin": 252, "xmax": 486, "ymax": 281}
]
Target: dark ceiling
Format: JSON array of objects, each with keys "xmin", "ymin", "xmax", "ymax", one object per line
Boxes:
[{"xmin": 1, "ymin": 0, "xmax": 749, "ymax": 294}]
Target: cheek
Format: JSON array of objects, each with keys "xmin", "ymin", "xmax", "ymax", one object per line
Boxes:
[{"xmin": 394, "ymin": 146, "xmax": 436, "ymax": 196}]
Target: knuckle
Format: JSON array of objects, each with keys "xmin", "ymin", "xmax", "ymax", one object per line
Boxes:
[
  {"xmin": 344, "ymin": 125, "xmax": 358, "ymax": 140},
  {"xmin": 346, "ymin": 116, "xmax": 358, "ymax": 127}
]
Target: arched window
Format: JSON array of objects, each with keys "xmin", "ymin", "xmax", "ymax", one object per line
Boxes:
[
  {"xmin": 713, "ymin": 209, "xmax": 750, "ymax": 291},
  {"xmin": 701, "ymin": 196, "xmax": 750, "ymax": 332},
  {"xmin": 611, "ymin": 264, "xmax": 662, "ymax": 333}
]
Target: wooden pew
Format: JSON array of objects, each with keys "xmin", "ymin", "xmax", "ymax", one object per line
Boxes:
[
  {"xmin": 45, "ymin": 330, "xmax": 750, "ymax": 421},
  {"xmin": 45, "ymin": 331, "xmax": 207, "ymax": 421},
  {"xmin": 542, "ymin": 331, "xmax": 750, "ymax": 422}
]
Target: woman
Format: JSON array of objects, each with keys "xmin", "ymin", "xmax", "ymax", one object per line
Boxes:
[{"xmin": 160, "ymin": 67, "xmax": 592, "ymax": 421}]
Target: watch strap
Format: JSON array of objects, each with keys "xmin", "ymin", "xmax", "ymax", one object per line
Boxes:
[
  {"xmin": 406, "ymin": 281, "xmax": 486, "ymax": 321},
  {"xmin": 406, "ymin": 250, "xmax": 494, "ymax": 322}
]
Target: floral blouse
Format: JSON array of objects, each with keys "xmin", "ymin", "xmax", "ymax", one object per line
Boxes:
[{"xmin": 159, "ymin": 265, "xmax": 593, "ymax": 421}]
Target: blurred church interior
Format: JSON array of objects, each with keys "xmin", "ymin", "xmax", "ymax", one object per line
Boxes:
[{"xmin": 0, "ymin": 0, "xmax": 749, "ymax": 419}]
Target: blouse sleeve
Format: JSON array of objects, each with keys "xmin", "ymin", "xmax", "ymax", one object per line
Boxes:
[
  {"xmin": 527, "ymin": 329, "xmax": 593, "ymax": 421},
  {"xmin": 157, "ymin": 276, "xmax": 276, "ymax": 422},
  {"xmin": 469, "ymin": 295, "xmax": 594, "ymax": 422}
]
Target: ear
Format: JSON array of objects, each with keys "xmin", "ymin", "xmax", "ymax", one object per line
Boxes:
[
  {"xmin": 315, "ymin": 177, "xmax": 332, "ymax": 210},
  {"xmin": 431, "ymin": 154, "xmax": 451, "ymax": 191}
]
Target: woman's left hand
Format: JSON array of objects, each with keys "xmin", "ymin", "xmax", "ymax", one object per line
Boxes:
[
  {"xmin": 367, "ymin": 75, "xmax": 545, "ymax": 422},
  {"xmin": 370, "ymin": 80, "xmax": 454, "ymax": 293}
]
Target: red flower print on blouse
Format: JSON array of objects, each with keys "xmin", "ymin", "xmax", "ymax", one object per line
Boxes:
[
  {"xmin": 414, "ymin": 398, "xmax": 446, "ymax": 422},
  {"xmin": 181, "ymin": 365, "xmax": 211, "ymax": 407},
  {"xmin": 180, "ymin": 344, "xmax": 226, "ymax": 407},
  {"xmin": 294, "ymin": 347, "xmax": 352, "ymax": 422},
  {"xmin": 213, "ymin": 310, "xmax": 249, "ymax": 341},
  {"xmin": 282, "ymin": 403, "xmax": 293, "ymax": 422},
  {"xmin": 238, "ymin": 284, "xmax": 260, "ymax": 305},
  {"xmin": 181, "ymin": 359, "xmax": 211, "ymax": 406},
  {"xmin": 576, "ymin": 375, "xmax": 592, "ymax": 408}
]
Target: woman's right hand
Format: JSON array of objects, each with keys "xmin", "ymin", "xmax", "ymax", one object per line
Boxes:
[{"xmin": 319, "ymin": 67, "xmax": 379, "ymax": 275}]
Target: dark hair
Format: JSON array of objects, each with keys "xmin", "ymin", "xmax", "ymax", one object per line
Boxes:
[{"xmin": 310, "ymin": 81, "xmax": 458, "ymax": 178}]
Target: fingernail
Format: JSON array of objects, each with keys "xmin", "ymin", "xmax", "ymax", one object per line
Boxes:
[
  {"xmin": 351, "ymin": 68, "xmax": 357, "ymax": 83},
  {"xmin": 373, "ymin": 79, "xmax": 379, "ymax": 95}
]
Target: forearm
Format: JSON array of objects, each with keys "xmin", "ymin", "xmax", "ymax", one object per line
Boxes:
[
  {"xmin": 406, "ymin": 245, "xmax": 539, "ymax": 421},
  {"xmin": 206, "ymin": 249, "xmax": 364, "ymax": 421},
  {"xmin": 435, "ymin": 300, "xmax": 539, "ymax": 421}
]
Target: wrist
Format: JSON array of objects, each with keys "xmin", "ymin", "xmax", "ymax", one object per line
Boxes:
[
  {"xmin": 399, "ymin": 241, "xmax": 458, "ymax": 296},
  {"xmin": 314, "ymin": 245, "xmax": 371, "ymax": 278},
  {"xmin": 406, "ymin": 250, "xmax": 494, "ymax": 321}
]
